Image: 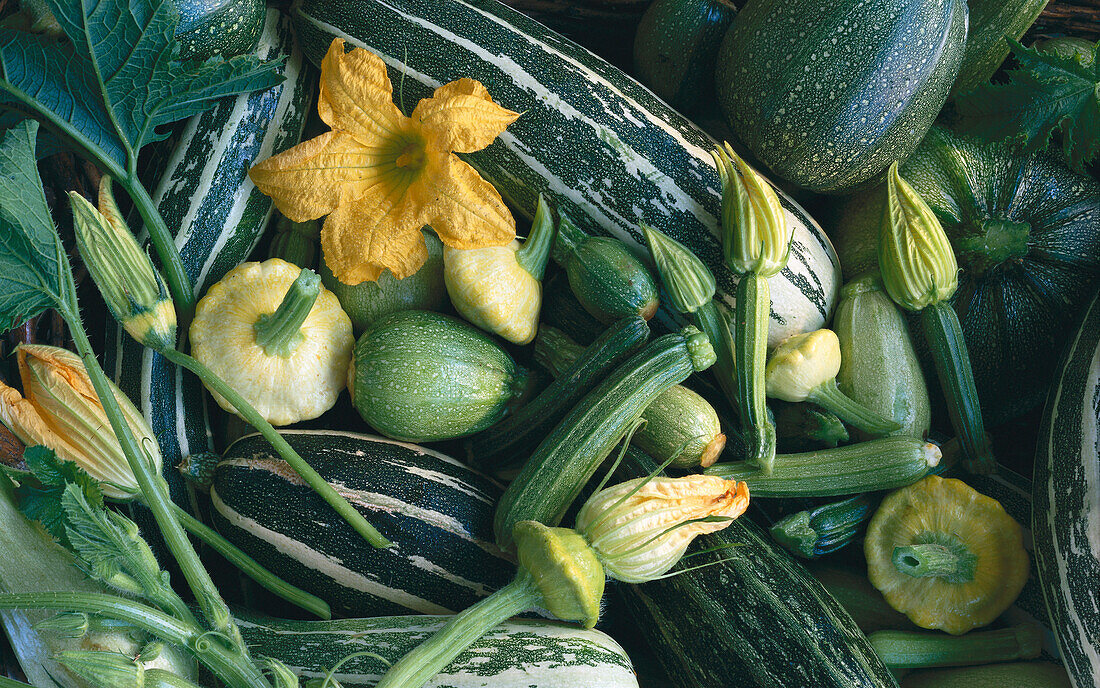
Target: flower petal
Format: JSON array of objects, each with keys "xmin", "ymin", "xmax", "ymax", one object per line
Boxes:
[
  {"xmin": 320, "ymin": 190, "xmax": 431, "ymax": 285},
  {"xmin": 421, "ymin": 152, "xmax": 515, "ymax": 249},
  {"xmin": 249, "ymin": 131, "xmax": 393, "ymax": 222},
  {"xmin": 412, "ymin": 78, "xmax": 520, "ymax": 153},
  {"xmin": 318, "ymin": 38, "xmax": 407, "ymax": 140}
]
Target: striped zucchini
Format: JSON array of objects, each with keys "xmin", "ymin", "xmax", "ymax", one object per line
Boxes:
[
  {"xmin": 104, "ymin": 9, "xmax": 312, "ymax": 516},
  {"xmin": 236, "ymin": 613, "xmax": 639, "ymax": 688},
  {"xmin": 292, "ymin": 0, "xmax": 841, "ymax": 346},
  {"xmin": 210, "ymin": 431, "xmax": 516, "ymax": 618},
  {"xmin": 1033, "ymin": 288, "xmax": 1100, "ymax": 688}
]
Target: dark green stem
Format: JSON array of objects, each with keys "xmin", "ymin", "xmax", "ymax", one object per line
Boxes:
[
  {"xmin": 170, "ymin": 504, "xmax": 331, "ymax": 620},
  {"xmin": 869, "ymin": 624, "xmax": 1043, "ymax": 669},
  {"xmin": 808, "ymin": 381, "xmax": 902, "ymax": 436},
  {"xmin": 692, "ymin": 300, "xmax": 738, "ymax": 408},
  {"xmin": 733, "ymin": 273, "xmax": 775, "ymax": 472},
  {"xmin": 253, "ymin": 269, "xmax": 320, "ymax": 358},
  {"xmin": 515, "ymin": 195, "xmax": 556, "ymax": 280},
  {"xmin": 921, "ymin": 301, "xmax": 994, "ymax": 473},
  {"xmin": 160, "ymin": 348, "xmax": 391, "ymax": 549},
  {"xmin": 375, "ymin": 571, "xmax": 540, "ymax": 688},
  {"xmin": 892, "ymin": 543, "xmax": 977, "ymax": 583}
]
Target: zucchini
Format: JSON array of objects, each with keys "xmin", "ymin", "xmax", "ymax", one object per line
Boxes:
[
  {"xmin": 770, "ymin": 494, "xmax": 878, "ymax": 559},
  {"xmin": 899, "ymin": 662, "xmax": 1072, "ymax": 688},
  {"xmin": 773, "ymin": 401, "xmax": 848, "ymax": 451},
  {"xmin": 348, "ymin": 310, "xmax": 532, "ymax": 442},
  {"xmin": 707, "ymin": 437, "xmax": 940, "ymax": 497},
  {"xmin": 807, "ymin": 561, "xmax": 918, "ymax": 635},
  {"xmin": 468, "ymin": 317, "xmax": 651, "ymax": 469},
  {"xmin": 268, "ymin": 215, "xmax": 319, "ymax": 269},
  {"xmin": 833, "ymin": 275, "xmax": 931, "ymax": 441},
  {"xmin": 539, "ymin": 273, "xmax": 606, "ymax": 345},
  {"xmin": 494, "ymin": 326, "xmax": 715, "ymax": 549},
  {"xmin": 176, "ymin": 0, "xmax": 266, "ymax": 62},
  {"xmin": 236, "ymin": 612, "xmax": 640, "ymax": 688},
  {"xmin": 105, "ymin": 8, "xmax": 311, "ymax": 516},
  {"xmin": 616, "ymin": 448, "xmax": 897, "ymax": 688},
  {"xmin": 950, "ymin": 0, "xmax": 1050, "ymax": 97},
  {"xmin": 1033, "ymin": 287, "xmax": 1100, "ymax": 688},
  {"xmin": 291, "ymin": 0, "xmax": 842, "ymax": 346},
  {"xmin": 868, "ymin": 624, "xmax": 1043, "ymax": 670},
  {"xmin": 714, "ymin": 0, "xmax": 966, "ymax": 193},
  {"xmin": 534, "ymin": 326, "xmax": 725, "ymax": 468},
  {"xmin": 553, "ymin": 218, "xmax": 659, "ymax": 323},
  {"xmin": 209, "ymin": 431, "xmax": 515, "ymax": 618}
]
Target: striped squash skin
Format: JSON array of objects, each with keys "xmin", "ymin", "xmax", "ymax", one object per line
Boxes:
[
  {"xmin": 292, "ymin": 0, "xmax": 841, "ymax": 347},
  {"xmin": 210, "ymin": 431, "xmax": 516, "ymax": 618},
  {"xmin": 236, "ymin": 613, "xmax": 640, "ymax": 688},
  {"xmin": 104, "ymin": 9, "xmax": 312, "ymax": 514},
  {"xmin": 1033, "ymin": 288, "xmax": 1100, "ymax": 688}
]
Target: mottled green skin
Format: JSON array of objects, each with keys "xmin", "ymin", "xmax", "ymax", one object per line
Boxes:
[
  {"xmin": 175, "ymin": 0, "xmax": 266, "ymax": 61},
  {"xmin": 715, "ymin": 0, "xmax": 967, "ymax": 193},
  {"xmin": 563, "ymin": 238, "xmax": 659, "ymax": 324},
  {"xmin": 950, "ymin": 0, "xmax": 1049, "ymax": 98},
  {"xmin": 350, "ymin": 311, "xmax": 526, "ymax": 442}
]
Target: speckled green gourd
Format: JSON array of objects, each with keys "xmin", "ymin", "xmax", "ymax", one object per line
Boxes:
[
  {"xmin": 349, "ymin": 310, "xmax": 530, "ymax": 442},
  {"xmin": 950, "ymin": 0, "xmax": 1049, "ymax": 98},
  {"xmin": 714, "ymin": 0, "xmax": 967, "ymax": 193},
  {"xmin": 175, "ymin": 0, "xmax": 266, "ymax": 61}
]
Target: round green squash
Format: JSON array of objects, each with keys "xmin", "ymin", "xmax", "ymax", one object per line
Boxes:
[
  {"xmin": 175, "ymin": 0, "xmax": 266, "ymax": 61},
  {"xmin": 830, "ymin": 126, "xmax": 1100, "ymax": 424},
  {"xmin": 714, "ymin": 0, "xmax": 967, "ymax": 194},
  {"xmin": 348, "ymin": 310, "xmax": 531, "ymax": 442}
]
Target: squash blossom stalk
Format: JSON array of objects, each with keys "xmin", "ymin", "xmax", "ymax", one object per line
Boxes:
[
  {"xmin": 373, "ymin": 474, "xmax": 749, "ymax": 688},
  {"xmin": 878, "ymin": 162, "xmax": 993, "ymax": 474},
  {"xmin": 712, "ymin": 143, "xmax": 792, "ymax": 474}
]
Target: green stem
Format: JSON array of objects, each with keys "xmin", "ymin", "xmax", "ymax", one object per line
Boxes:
[
  {"xmin": 375, "ymin": 571, "xmax": 540, "ymax": 688},
  {"xmin": 0, "ymin": 676, "xmax": 32, "ymax": 688},
  {"xmin": 170, "ymin": 503, "xmax": 331, "ymax": 620},
  {"xmin": 146, "ymin": 670, "xmax": 208, "ymax": 688},
  {"xmin": 921, "ymin": 302, "xmax": 994, "ymax": 473},
  {"xmin": 732, "ymin": 273, "xmax": 775, "ymax": 472},
  {"xmin": 64, "ymin": 311, "xmax": 238, "ymax": 644},
  {"xmin": 253, "ymin": 269, "xmax": 320, "ymax": 357},
  {"xmin": 807, "ymin": 381, "xmax": 902, "ymax": 436},
  {"xmin": 159, "ymin": 348, "xmax": 391, "ymax": 549},
  {"xmin": 868, "ymin": 624, "xmax": 1043, "ymax": 669},
  {"xmin": 892, "ymin": 543, "xmax": 977, "ymax": 583},
  {"xmin": 118, "ymin": 174, "xmax": 196, "ymax": 326},
  {"xmin": 515, "ymin": 194, "xmax": 556, "ymax": 280},
  {"xmin": 692, "ymin": 300, "xmax": 738, "ymax": 408}
]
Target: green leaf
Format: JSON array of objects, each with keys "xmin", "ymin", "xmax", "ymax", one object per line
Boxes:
[
  {"xmin": 14, "ymin": 445, "xmax": 103, "ymax": 544},
  {"xmin": 956, "ymin": 38, "xmax": 1100, "ymax": 171},
  {"xmin": 0, "ymin": 0, "xmax": 283, "ymax": 174},
  {"xmin": 0, "ymin": 119, "xmax": 72, "ymax": 331}
]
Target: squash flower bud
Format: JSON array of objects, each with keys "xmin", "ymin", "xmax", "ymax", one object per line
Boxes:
[
  {"xmin": 765, "ymin": 329, "xmax": 841, "ymax": 402},
  {"xmin": 878, "ymin": 162, "xmax": 958, "ymax": 311},
  {"xmin": 711, "ymin": 142, "xmax": 790, "ymax": 278},
  {"xmin": 56, "ymin": 650, "xmax": 144, "ymax": 688},
  {"xmin": 0, "ymin": 344, "xmax": 161, "ymax": 498},
  {"xmin": 70, "ymin": 177, "xmax": 177, "ymax": 351},
  {"xmin": 576, "ymin": 474, "xmax": 750, "ymax": 583},
  {"xmin": 642, "ymin": 224, "xmax": 716, "ymax": 314}
]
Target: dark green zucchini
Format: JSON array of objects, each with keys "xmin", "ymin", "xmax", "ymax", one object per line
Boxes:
[
  {"xmin": 773, "ymin": 401, "xmax": 848, "ymax": 451},
  {"xmin": 950, "ymin": 0, "xmax": 1049, "ymax": 97},
  {"xmin": 176, "ymin": 0, "xmax": 266, "ymax": 61},
  {"xmin": 771, "ymin": 494, "xmax": 878, "ymax": 559},
  {"xmin": 539, "ymin": 272, "xmax": 606, "ymax": 345}
]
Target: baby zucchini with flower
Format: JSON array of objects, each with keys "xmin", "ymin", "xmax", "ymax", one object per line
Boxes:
[
  {"xmin": 372, "ymin": 473, "xmax": 750, "ymax": 688},
  {"xmin": 765, "ymin": 329, "xmax": 902, "ymax": 435},
  {"xmin": 445, "ymin": 195, "xmax": 556, "ymax": 344}
]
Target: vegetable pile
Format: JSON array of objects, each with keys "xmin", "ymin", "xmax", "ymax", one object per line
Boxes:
[{"xmin": 0, "ymin": 0, "xmax": 1095, "ymax": 687}]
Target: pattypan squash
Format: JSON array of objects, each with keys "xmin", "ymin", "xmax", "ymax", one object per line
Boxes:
[
  {"xmin": 190, "ymin": 258, "xmax": 353, "ymax": 426},
  {"xmin": 865, "ymin": 475, "xmax": 1029, "ymax": 635}
]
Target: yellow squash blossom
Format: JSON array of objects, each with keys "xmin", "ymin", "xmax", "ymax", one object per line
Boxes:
[{"xmin": 250, "ymin": 38, "xmax": 520, "ymax": 285}]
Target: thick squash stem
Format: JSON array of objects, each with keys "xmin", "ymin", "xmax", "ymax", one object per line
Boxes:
[
  {"xmin": 733, "ymin": 274, "xmax": 775, "ymax": 472},
  {"xmin": 515, "ymin": 194, "xmax": 556, "ymax": 280},
  {"xmin": 160, "ymin": 347, "xmax": 391, "ymax": 550},
  {"xmin": 375, "ymin": 572, "xmax": 540, "ymax": 688},
  {"xmin": 691, "ymin": 301, "xmax": 739, "ymax": 409},
  {"xmin": 892, "ymin": 542, "xmax": 977, "ymax": 584},
  {"xmin": 253, "ymin": 268, "xmax": 321, "ymax": 357},
  {"xmin": 807, "ymin": 381, "xmax": 902, "ymax": 436},
  {"xmin": 921, "ymin": 301, "xmax": 994, "ymax": 474},
  {"xmin": 868, "ymin": 624, "xmax": 1043, "ymax": 669}
]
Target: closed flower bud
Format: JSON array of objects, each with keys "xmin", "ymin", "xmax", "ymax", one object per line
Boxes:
[
  {"xmin": 34, "ymin": 612, "xmax": 89, "ymax": 638},
  {"xmin": 765, "ymin": 329, "xmax": 842, "ymax": 402},
  {"xmin": 0, "ymin": 344, "xmax": 161, "ymax": 498},
  {"xmin": 576, "ymin": 474, "xmax": 750, "ymax": 583},
  {"xmin": 70, "ymin": 177, "xmax": 177, "ymax": 351},
  {"xmin": 512, "ymin": 521, "xmax": 604, "ymax": 628},
  {"xmin": 878, "ymin": 162, "xmax": 959, "ymax": 311},
  {"xmin": 642, "ymin": 224, "xmax": 716, "ymax": 314},
  {"xmin": 56, "ymin": 650, "xmax": 144, "ymax": 688},
  {"xmin": 711, "ymin": 143, "xmax": 790, "ymax": 277}
]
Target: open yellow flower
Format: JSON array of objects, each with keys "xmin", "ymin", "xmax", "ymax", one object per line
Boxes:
[{"xmin": 250, "ymin": 38, "xmax": 520, "ymax": 285}]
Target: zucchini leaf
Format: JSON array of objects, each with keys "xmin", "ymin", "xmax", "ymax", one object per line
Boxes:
[
  {"xmin": 13, "ymin": 445, "xmax": 103, "ymax": 547},
  {"xmin": 0, "ymin": 0, "xmax": 284, "ymax": 176},
  {"xmin": 956, "ymin": 39, "xmax": 1100, "ymax": 171}
]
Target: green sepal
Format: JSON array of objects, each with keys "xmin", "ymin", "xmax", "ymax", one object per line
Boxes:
[
  {"xmin": 513, "ymin": 521, "xmax": 604, "ymax": 628},
  {"xmin": 642, "ymin": 223, "xmax": 715, "ymax": 314}
]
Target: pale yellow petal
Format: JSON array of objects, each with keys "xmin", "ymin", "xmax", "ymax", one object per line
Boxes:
[
  {"xmin": 249, "ymin": 131, "xmax": 393, "ymax": 222},
  {"xmin": 420, "ymin": 152, "xmax": 515, "ymax": 249},
  {"xmin": 412, "ymin": 78, "xmax": 520, "ymax": 153},
  {"xmin": 318, "ymin": 38, "xmax": 407, "ymax": 140},
  {"xmin": 320, "ymin": 191, "xmax": 431, "ymax": 285}
]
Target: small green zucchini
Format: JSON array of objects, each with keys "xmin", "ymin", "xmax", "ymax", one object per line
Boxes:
[
  {"xmin": 833, "ymin": 274, "xmax": 931, "ymax": 441},
  {"xmin": 807, "ymin": 561, "xmax": 918, "ymax": 635},
  {"xmin": 773, "ymin": 401, "xmax": 848, "ymax": 451},
  {"xmin": 552, "ymin": 216, "xmax": 659, "ymax": 324},
  {"xmin": 494, "ymin": 326, "xmax": 715, "ymax": 549},
  {"xmin": 770, "ymin": 493, "xmax": 878, "ymax": 559},
  {"xmin": 869, "ymin": 624, "xmax": 1042, "ymax": 670},
  {"xmin": 348, "ymin": 310, "xmax": 532, "ymax": 442},
  {"xmin": 899, "ymin": 662, "xmax": 1072, "ymax": 688},
  {"xmin": 468, "ymin": 317, "xmax": 650, "ymax": 469},
  {"xmin": 534, "ymin": 326, "xmax": 725, "ymax": 468},
  {"xmin": 706, "ymin": 437, "xmax": 941, "ymax": 497},
  {"xmin": 268, "ymin": 215, "xmax": 319, "ymax": 269}
]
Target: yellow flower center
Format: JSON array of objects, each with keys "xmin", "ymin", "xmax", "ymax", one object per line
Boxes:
[{"xmin": 394, "ymin": 142, "xmax": 427, "ymax": 170}]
